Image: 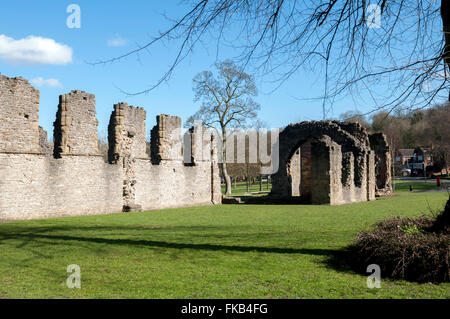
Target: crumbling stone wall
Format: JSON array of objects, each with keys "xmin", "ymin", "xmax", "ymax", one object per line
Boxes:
[
  {"xmin": 0, "ymin": 80, "xmax": 122, "ymax": 221},
  {"xmin": 311, "ymin": 137, "xmax": 342, "ymax": 205},
  {"xmin": 369, "ymin": 133, "xmax": 392, "ymax": 196},
  {"xmin": 341, "ymin": 152, "xmax": 355, "ymax": 203},
  {"xmin": 108, "ymin": 102, "xmax": 147, "ymax": 212},
  {"xmin": 108, "ymin": 102, "xmax": 147, "ymax": 163},
  {"xmin": 300, "ymin": 140, "xmax": 313, "ymax": 199},
  {"xmin": 0, "ymin": 74, "xmax": 221, "ymax": 221},
  {"xmin": 53, "ymin": 90, "xmax": 99, "ymax": 157},
  {"xmin": 288, "ymin": 148, "xmax": 301, "ymax": 196},
  {"xmin": 0, "ymin": 154, "xmax": 124, "ymax": 221},
  {"xmin": 150, "ymin": 114, "xmax": 182, "ymax": 164},
  {"xmin": 286, "ymin": 141, "xmax": 313, "ymax": 199},
  {"xmin": 271, "ymin": 121, "xmax": 378, "ymax": 205},
  {"xmin": 184, "ymin": 125, "xmax": 213, "ymax": 165},
  {"xmin": 181, "ymin": 125, "xmax": 221, "ymax": 205},
  {"xmin": 0, "ymin": 74, "xmax": 40, "ymax": 154},
  {"xmin": 134, "ymin": 115, "xmax": 221, "ymax": 210},
  {"xmin": 210, "ymin": 133, "xmax": 222, "ymax": 204},
  {"xmin": 38, "ymin": 126, "xmax": 52, "ymax": 155},
  {"xmin": 367, "ymin": 151, "xmax": 376, "ymax": 201}
]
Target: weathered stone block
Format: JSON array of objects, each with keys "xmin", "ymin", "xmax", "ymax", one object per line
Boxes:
[
  {"xmin": 150, "ymin": 114, "xmax": 183, "ymax": 163},
  {"xmin": 53, "ymin": 90, "xmax": 99, "ymax": 157},
  {"xmin": 369, "ymin": 133, "xmax": 392, "ymax": 196},
  {"xmin": 0, "ymin": 74, "xmax": 40, "ymax": 153}
]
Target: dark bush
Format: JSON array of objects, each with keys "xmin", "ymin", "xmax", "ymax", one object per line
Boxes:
[
  {"xmin": 431, "ymin": 198, "xmax": 450, "ymax": 233},
  {"xmin": 348, "ymin": 197, "xmax": 450, "ymax": 283}
]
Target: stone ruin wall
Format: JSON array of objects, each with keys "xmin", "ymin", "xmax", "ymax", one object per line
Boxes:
[
  {"xmin": 53, "ymin": 90, "xmax": 99, "ymax": 157},
  {"xmin": 288, "ymin": 149, "xmax": 301, "ymax": 197},
  {"xmin": 38, "ymin": 126, "xmax": 52, "ymax": 155},
  {"xmin": 271, "ymin": 121, "xmax": 385, "ymax": 205},
  {"xmin": 0, "ymin": 75, "xmax": 40, "ymax": 154},
  {"xmin": 138, "ymin": 116, "xmax": 222, "ymax": 210},
  {"xmin": 300, "ymin": 140, "xmax": 313, "ymax": 199},
  {"xmin": 0, "ymin": 74, "xmax": 221, "ymax": 221},
  {"xmin": 108, "ymin": 102, "xmax": 148, "ymax": 212},
  {"xmin": 150, "ymin": 114, "xmax": 183, "ymax": 164},
  {"xmin": 369, "ymin": 133, "xmax": 392, "ymax": 196},
  {"xmin": 0, "ymin": 72, "xmax": 392, "ymax": 220}
]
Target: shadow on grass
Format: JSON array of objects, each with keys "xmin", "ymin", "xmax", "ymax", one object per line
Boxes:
[
  {"xmin": 1, "ymin": 230, "xmax": 339, "ymax": 256},
  {"xmin": 320, "ymin": 247, "xmax": 363, "ymax": 275},
  {"xmin": 0, "ymin": 224, "xmax": 362, "ymax": 277}
]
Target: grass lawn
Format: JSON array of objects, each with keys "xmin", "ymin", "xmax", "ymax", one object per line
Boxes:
[
  {"xmin": 0, "ymin": 191, "xmax": 449, "ymax": 299},
  {"xmin": 222, "ymin": 179, "xmax": 446, "ymax": 196},
  {"xmin": 393, "ymin": 180, "xmax": 446, "ymax": 192},
  {"xmin": 221, "ymin": 180, "xmax": 272, "ymax": 196}
]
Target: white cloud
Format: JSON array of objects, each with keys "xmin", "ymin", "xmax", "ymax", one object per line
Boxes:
[
  {"xmin": 107, "ymin": 37, "xmax": 127, "ymax": 47},
  {"xmin": 30, "ymin": 77, "xmax": 63, "ymax": 89},
  {"xmin": 0, "ymin": 34, "xmax": 73, "ymax": 65}
]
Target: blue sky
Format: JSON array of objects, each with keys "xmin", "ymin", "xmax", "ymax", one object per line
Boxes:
[{"xmin": 0, "ymin": 1, "xmax": 398, "ymax": 140}]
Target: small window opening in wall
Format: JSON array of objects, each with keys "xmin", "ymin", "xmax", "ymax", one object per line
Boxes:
[
  {"xmin": 24, "ymin": 114, "xmax": 29, "ymax": 119},
  {"xmin": 83, "ymin": 97, "xmax": 87, "ymax": 101}
]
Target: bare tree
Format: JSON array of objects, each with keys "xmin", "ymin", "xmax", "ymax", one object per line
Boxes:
[
  {"xmin": 339, "ymin": 110, "xmax": 370, "ymax": 128},
  {"xmin": 186, "ymin": 60, "xmax": 260, "ymax": 194},
  {"xmin": 93, "ymin": 1, "xmax": 449, "ymax": 116}
]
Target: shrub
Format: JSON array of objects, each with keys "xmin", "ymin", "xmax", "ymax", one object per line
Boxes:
[
  {"xmin": 348, "ymin": 197, "xmax": 450, "ymax": 283},
  {"xmin": 431, "ymin": 197, "xmax": 450, "ymax": 233}
]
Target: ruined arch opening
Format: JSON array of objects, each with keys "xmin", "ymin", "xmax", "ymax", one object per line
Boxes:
[
  {"xmin": 286, "ymin": 137, "xmax": 317, "ymax": 203},
  {"xmin": 269, "ymin": 121, "xmax": 379, "ymax": 205}
]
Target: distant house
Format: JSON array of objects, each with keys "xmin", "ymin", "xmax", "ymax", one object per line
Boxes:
[
  {"xmin": 395, "ymin": 149, "xmax": 414, "ymax": 166},
  {"xmin": 395, "ymin": 147, "xmax": 433, "ymax": 176},
  {"xmin": 411, "ymin": 147, "xmax": 433, "ymax": 168}
]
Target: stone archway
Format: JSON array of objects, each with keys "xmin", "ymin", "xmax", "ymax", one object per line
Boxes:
[
  {"xmin": 270, "ymin": 121, "xmax": 376, "ymax": 205},
  {"xmin": 286, "ymin": 138, "xmax": 315, "ymax": 200}
]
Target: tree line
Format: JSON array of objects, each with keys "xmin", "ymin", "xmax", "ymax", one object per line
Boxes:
[{"xmin": 340, "ymin": 102, "xmax": 450, "ymax": 174}]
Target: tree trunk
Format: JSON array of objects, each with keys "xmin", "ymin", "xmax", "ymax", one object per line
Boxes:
[
  {"xmin": 442, "ymin": 0, "xmax": 450, "ymax": 100},
  {"xmin": 259, "ymin": 175, "xmax": 263, "ymax": 192},
  {"xmin": 222, "ymin": 163, "xmax": 232, "ymax": 194},
  {"xmin": 245, "ymin": 164, "xmax": 250, "ymax": 193},
  {"xmin": 221, "ymin": 127, "xmax": 232, "ymax": 195},
  {"xmin": 441, "ymin": 152, "xmax": 450, "ymax": 177}
]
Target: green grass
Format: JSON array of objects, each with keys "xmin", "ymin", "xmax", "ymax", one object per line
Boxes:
[
  {"xmin": 223, "ymin": 179, "xmax": 446, "ymax": 196},
  {"xmin": 0, "ymin": 192, "xmax": 449, "ymax": 299},
  {"xmin": 222, "ymin": 181, "xmax": 272, "ymax": 196},
  {"xmin": 393, "ymin": 180, "xmax": 446, "ymax": 192}
]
